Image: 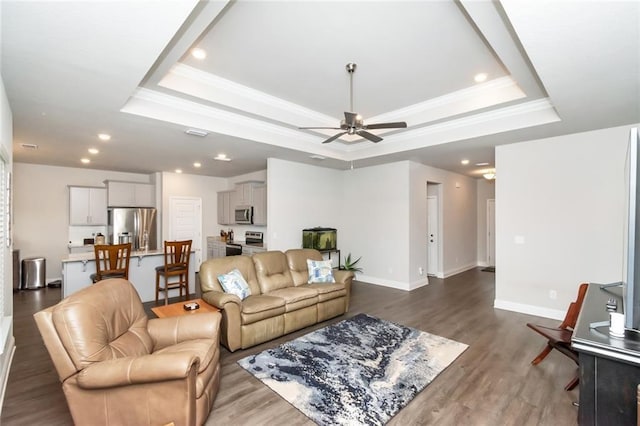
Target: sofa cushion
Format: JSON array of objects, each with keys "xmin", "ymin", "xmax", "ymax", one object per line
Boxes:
[
  {"xmin": 200, "ymin": 255, "xmax": 262, "ymax": 296},
  {"xmin": 302, "ymin": 283, "xmax": 347, "ymax": 302},
  {"xmin": 218, "ymin": 269, "xmax": 251, "ymax": 300},
  {"xmin": 285, "ymin": 249, "xmax": 323, "ymax": 286},
  {"xmin": 307, "ymin": 259, "xmax": 335, "ymax": 283},
  {"xmin": 267, "ymin": 287, "xmax": 318, "ymax": 312},
  {"xmin": 253, "ymin": 251, "xmax": 294, "ymax": 293},
  {"xmin": 241, "ymin": 295, "xmax": 286, "ymax": 325}
]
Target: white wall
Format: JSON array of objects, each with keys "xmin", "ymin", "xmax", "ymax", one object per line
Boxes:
[
  {"xmin": 477, "ymin": 179, "xmax": 495, "ymax": 266},
  {"xmin": 267, "ymin": 158, "xmax": 342, "ymax": 251},
  {"xmin": 341, "ymin": 162, "xmax": 411, "ymax": 288},
  {"xmin": 495, "ymin": 125, "xmax": 635, "ymax": 319},
  {"xmin": 410, "ymin": 162, "xmax": 478, "ymax": 281},
  {"xmin": 13, "ymin": 164, "xmax": 153, "ymax": 281}
]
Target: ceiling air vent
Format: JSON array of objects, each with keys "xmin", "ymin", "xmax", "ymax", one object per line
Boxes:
[
  {"xmin": 185, "ymin": 128, "xmax": 209, "ymax": 137},
  {"xmin": 21, "ymin": 143, "xmax": 39, "ymax": 150}
]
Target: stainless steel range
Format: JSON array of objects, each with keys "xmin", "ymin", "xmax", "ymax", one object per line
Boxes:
[{"xmin": 244, "ymin": 231, "xmax": 264, "ymax": 246}]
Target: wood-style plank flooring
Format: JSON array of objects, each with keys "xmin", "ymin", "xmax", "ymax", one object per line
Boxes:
[{"xmin": 1, "ymin": 268, "xmax": 579, "ymax": 425}]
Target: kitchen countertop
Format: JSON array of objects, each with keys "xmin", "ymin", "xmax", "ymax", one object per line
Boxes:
[
  {"xmin": 62, "ymin": 249, "xmax": 165, "ymax": 263},
  {"xmin": 207, "ymin": 236, "xmax": 266, "ymax": 249}
]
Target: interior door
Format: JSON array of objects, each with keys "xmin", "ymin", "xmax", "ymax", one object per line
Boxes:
[
  {"xmin": 487, "ymin": 199, "xmax": 496, "ymax": 267},
  {"xmin": 427, "ymin": 196, "xmax": 439, "ymax": 276},
  {"xmin": 169, "ymin": 197, "xmax": 203, "ymax": 270}
]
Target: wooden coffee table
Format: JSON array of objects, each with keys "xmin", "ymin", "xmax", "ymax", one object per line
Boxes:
[{"xmin": 151, "ymin": 298, "xmax": 219, "ymax": 318}]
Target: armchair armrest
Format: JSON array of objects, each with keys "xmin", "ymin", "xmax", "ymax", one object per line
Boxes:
[
  {"xmin": 201, "ymin": 290, "xmax": 241, "ymax": 310},
  {"xmin": 77, "ymin": 352, "xmax": 198, "ymax": 389},
  {"xmin": 148, "ymin": 312, "xmax": 221, "ymax": 350}
]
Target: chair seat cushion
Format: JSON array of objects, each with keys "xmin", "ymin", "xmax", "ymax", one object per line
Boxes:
[
  {"xmin": 155, "ymin": 265, "xmax": 188, "ymax": 273},
  {"xmin": 301, "ymin": 283, "xmax": 347, "ymax": 302},
  {"xmin": 241, "ymin": 295, "xmax": 286, "ymax": 325},
  {"xmin": 266, "ymin": 287, "xmax": 319, "ymax": 312}
]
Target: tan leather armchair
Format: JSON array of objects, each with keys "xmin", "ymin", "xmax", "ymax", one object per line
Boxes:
[{"xmin": 34, "ymin": 278, "xmax": 221, "ymax": 426}]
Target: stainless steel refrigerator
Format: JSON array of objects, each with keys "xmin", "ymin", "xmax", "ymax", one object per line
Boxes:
[{"xmin": 107, "ymin": 208, "xmax": 157, "ymax": 251}]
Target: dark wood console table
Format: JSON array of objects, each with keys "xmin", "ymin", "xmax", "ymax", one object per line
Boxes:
[{"xmin": 572, "ymin": 283, "xmax": 640, "ymax": 425}]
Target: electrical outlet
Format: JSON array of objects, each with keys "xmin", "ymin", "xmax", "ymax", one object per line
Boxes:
[
  {"xmin": 419, "ymin": 267, "xmax": 424, "ymax": 275},
  {"xmin": 549, "ymin": 290, "xmax": 557, "ymax": 300}
]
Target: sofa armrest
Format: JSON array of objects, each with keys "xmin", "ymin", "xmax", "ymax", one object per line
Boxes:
[
  {"xmin": 202, "ymin": 291, "xmax": 243, "ymax": 352},
  {"xmin": 202, "ymin": 290, "xmax": 241, "ymax": 310},
  {"xmin": 333, "ymin": 270, "xmax": 354, "ymax": 285},
  {"xmin": 77, "ymin": 352, "xmax": 198, "ymax": 389},
  {"xmin": 148, "ymin": 312, "xmax": 221, "ymax": 350}
]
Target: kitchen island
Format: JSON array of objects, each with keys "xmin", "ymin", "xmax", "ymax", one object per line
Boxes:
[{"xmin": 61, "ymin": 249, "xmax": 196, "ymax": 303}]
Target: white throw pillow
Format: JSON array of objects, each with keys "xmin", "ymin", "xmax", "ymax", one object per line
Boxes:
[
  {"xmin": 218, "ymin": 268, "xmax": 251, "ymax": 300},
  {"xmin": 307, "ymin": 259, "xmax": 335, "ymax": 283}
]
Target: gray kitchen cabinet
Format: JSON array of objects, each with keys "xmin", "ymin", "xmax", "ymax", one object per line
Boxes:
[
  {"xmin": 242, "ymin": 245, "xmax": 266, "ymax": 256},
  {"xmin": 252, "ymin": 184, "xmax": 267, "ymax": 226},
  {"xmin": 105, "ymin": 180, "xmax": 155, "ymax": 207},
  {"xmin": 217, "ymin": 190, "xmax": 236, "ymax": 225},
  {"xmin": 69, "ymin": 186, "xmax": 107, "ymax": 225},
  {"xmin": 235, "ymin": 181, "xmax": 264, "ymax": 206},
  {"xmin": 207, "ymin": 237, "xmax": 226, "ymax": 259}
]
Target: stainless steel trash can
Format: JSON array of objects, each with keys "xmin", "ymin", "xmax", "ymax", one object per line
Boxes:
[{"xmin": 22, "ymin": 257, "xmax": 46, "ymax": 289}]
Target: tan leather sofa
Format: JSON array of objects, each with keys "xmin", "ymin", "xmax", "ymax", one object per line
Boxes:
[
  {"xmin": 199, "ymin": 248, "xmax": 354, "ymax": 352},
  {"xmin": 34, "ymin": 278, "xmax": 221, "ymax": 426}
]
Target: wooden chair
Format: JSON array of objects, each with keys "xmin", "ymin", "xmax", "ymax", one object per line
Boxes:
[
  {"xmin": 526, "ymin": 282, "xmax": 589, "ymax": 391},
  {"xmin": 155, "ymin": 240, "xmax": 192, "ymax": 305},
  {"xmin": 90, "ymin": 243, "xmax": 131, "ymax": 283}
]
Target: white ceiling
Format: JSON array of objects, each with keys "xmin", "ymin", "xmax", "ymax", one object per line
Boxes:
[{"xmin": 2, "ymin": 0, "xmax": 639, "ymax": 179}]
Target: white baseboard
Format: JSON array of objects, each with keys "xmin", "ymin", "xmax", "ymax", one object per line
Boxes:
[
  {"xmin": 494, "ymin": 299, "xmax": 565, "ymax": 321},
  {"xmin": 409, "ymin": 277, "xmax": 429, "ymax": 290},
  {"xmin": 356, "ymin": 275, "xmax": 411, "ymax": 291},
  {"xmin": 477, "ymin": 261, "xmax": 489, "ymax": 267},
  {"xmin": 443, "ymin": 262, "xmax": 478, "ymax": 279}
]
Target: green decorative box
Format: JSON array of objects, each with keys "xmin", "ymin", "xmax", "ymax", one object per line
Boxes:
[{"xmin": 302, "ymin": 227, "xmax": 337, "ymax": 251}]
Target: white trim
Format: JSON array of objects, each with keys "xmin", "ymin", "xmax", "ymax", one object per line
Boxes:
[
  {"xmin": 443, "ymin": 262, "xmax": 478, "ymax": 279},
  {"xmin": 409, "ymin": 277, "xmax": 429, "ymax": 290},
  {"xmin": 356, "ymin": 275, "xmax": 411, "ymax": 291},
  {"xmin": 0, "ymin": 332, "xmax": 15, "ymax": 415},
  {"xmin": 494, "ymin": 299, "xmax": 566, "ymax": 321}
]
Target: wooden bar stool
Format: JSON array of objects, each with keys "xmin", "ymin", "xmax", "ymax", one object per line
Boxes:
[
  {"xmin": 155, "ymin": 240, "xmax": 192, "ymax": 305},
  {"xmin": 90, "ymin": 243, "xmax": 132, "ymax": 283}
]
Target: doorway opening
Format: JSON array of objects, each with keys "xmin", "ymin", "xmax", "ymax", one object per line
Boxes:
[{"xmin": 427, "ymin": 182, "xmax": 442, "ymax": 277}]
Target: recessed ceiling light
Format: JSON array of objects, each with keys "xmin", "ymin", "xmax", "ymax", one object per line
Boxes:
[
  {"xmin": 461, "ymin": 159, "xmax": 469, "ymax": 165},
  {"xmin": 81, "ymin": 158, "xmax": 90, "ymax": 164},
  {"xmin": 98, "ymin": 133, "xmax": 111, "ymax": 141},
  {"xmin": 185, "ymin": 128, "xmax": 209, "ymax": 137},
  {"xmin": 175, "ymin": 169, "xmax": 182, "ymax": 174},
  {"xmin": 193, "ymin": 162, "xmax": 201, "ymax": 168},
  {"xmin": 310, "ymin": 155, "xmax": 326, "ymax": 160},
  {"xmin": 88, "ymin": 148, "xmax": 99, "ymax": 155},
  {"xmin": 475, "ymin": 162, "xmax": 490, "ymax": 166},
  {"xmin": 191, "ymin": 48, "xmax": 207, "ymax": 60},
  {"xmin": 214, "ymin": 154, "xmax": 231, "ymax": 162},
  {"xmin": 21, "ymin": 143, "xmax": 38, "ymax": 150},
  {"xmin": 474, "ymin": 73, "xmax": 488, "ymax": 83}
]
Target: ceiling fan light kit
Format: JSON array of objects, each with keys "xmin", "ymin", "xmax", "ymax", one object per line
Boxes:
[{"xmin": 299, "ymin": 63, "xmax": 407, "ymax": 144}]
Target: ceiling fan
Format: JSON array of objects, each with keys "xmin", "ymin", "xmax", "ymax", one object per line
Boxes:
[{"xmin": 299, "ymin": 63, "xmax": 407, "ymax": 144}]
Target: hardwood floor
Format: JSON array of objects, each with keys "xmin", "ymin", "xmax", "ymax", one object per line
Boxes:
[{"xmin": 1, "ymin": 269, "xmax": 579, "ymax": 425}]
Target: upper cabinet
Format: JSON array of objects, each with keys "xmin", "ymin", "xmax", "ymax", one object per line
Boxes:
[
  {"xmin": 105, "ymin": 180, "xmax": 155, "ymax": 207},
  {"xmin": 217, "ymin": 190, "xmax": 236, "ymax": 225},
  {"xmin": 235, "ymin": 181, "xmax": 263, "ymax": 206},
  {"xmin": 69, "ymin": 186, "xmax": 107, "ymax": 225},
  {"xmin": 252, "ymin": 184, "xmax": 267, "ymax": 226}
]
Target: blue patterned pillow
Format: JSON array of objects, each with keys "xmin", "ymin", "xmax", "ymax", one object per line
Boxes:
[
  {"xmin": 307, "ymin": 259, "xmax": 335, "ymax": 283},
  {"xmin": 218, "ymin": 268, "xmax": 251, "ymax": 300}
]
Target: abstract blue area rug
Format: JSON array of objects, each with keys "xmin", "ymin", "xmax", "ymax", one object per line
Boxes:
[{"xmin": 237, "ymin": 313, "xmax": 468, "ymax": 425}]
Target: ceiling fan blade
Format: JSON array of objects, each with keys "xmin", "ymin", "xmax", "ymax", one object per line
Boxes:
[
  {"xmin": 299, "ymin": 126, "xmax": 342, "ymax": 130},
  {"xmin": 356, "ymin": 130, "xmax": 383, "ymax": 143},
  {"xmin": 344, "ymin": 112, "xmax": 358, "ymax": 127},
  {"xmin": 364, "ymin": 121, "xmax": 408, "ymax": 130},
  {"xmin": 322, "ymin": 131, "xmax": 348, "ymax": 144}
]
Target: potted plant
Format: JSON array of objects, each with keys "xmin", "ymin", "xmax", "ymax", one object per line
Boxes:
[{"xmin": 341, "ymin": 253, "xmax": 363, "ymax": 273}]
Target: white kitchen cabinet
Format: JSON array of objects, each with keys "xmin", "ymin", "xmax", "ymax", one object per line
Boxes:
[
  {"xmin": 217, "ymin": 190, "xmax": 236, "ymax": 225},
  {"xmin": 105, "ymin": 181, "xmax": 155, "ymax": 207},
  {"xmin": 69, "ymin": 186, "xmax": 107, "ymax": 225},
  {"xmin": 235, "ymin": 181, "xmax": 264, "ymax": 206},
  {"xmin": 242, "ymin": 245, "xmax": 266, "ymax": 256},
  {"xmin": 252, "ymin": 184, "xmax": 267, "ymax": 226}
]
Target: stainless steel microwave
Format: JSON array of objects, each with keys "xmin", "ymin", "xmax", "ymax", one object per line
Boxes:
[{"xmin": 235, "ymin": 206, "xmax": 253, "ymax": 224}]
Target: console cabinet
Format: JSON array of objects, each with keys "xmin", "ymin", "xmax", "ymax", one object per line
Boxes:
[
  {"xmin": 105, "ymin": 181, "xmax": 155, "ymax": 207},
  {"xmin": 69, "ymin": 186, "xmax": 107, "ymax": 225}
]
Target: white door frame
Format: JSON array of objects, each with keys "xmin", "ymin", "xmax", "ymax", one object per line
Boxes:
[{"xmin": 427, "ymin": 193, "xmax": 441, "ymax": 277}]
